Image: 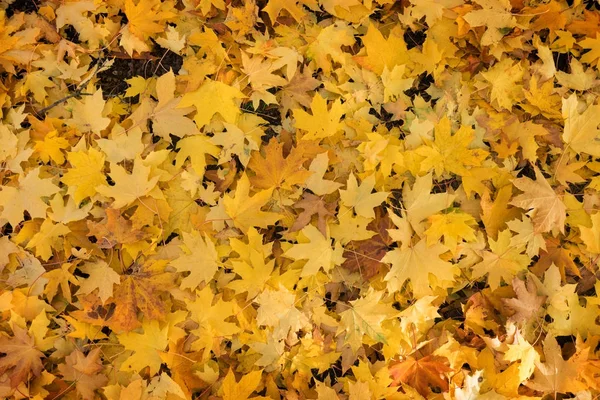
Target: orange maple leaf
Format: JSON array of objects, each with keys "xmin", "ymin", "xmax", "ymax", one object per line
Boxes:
[
  {"xmin": 248, "ymin": 138, "xmax": 312, "ymax": 191},
  {"xmin": 389, "ymin": 355, "xmax": 452, "ymax": 397},
  {"xmin": 109, "ymin": 260, "xmax": 175, "ymax": 332},
  {"xmin": 0, "ymin": 326, "xmax": 44, "ymax": 388}
]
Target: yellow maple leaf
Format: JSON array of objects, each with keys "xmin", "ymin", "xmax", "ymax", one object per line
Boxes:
[
  {"xmin": 503, "ymin": 120, "xmax": 548, "ymax": 162},
  {"xmin": 305, "ymin": 152, "xmax": 343, "ymax": 196},
  {"xmin": 227, "ymin": 248, "xmax": 275, "ymax": 299},
  {"xmin": 76, "ymin": 260, "xmax": 121, "ymax": 304},
  {"xmin": 580, "ymin": 33, "xmax": 600, "ymax": 69},
  {"xmin": 68, "ymin": 89, "xmax": 110, "ymax": 134},
  {"xmin": 221, "ymin": 369, "xmax": 263, "ymax": 400},
  {"xmin": 522, "ymin": 75, "xmax": 562, "ymax": 120},
  {"xmin": 330, "ymin": 205, "xmax": 375, "ymax": 245},
  {"xmin": 547, "ymin": 292, "xmax": 600, "ymax": 337},
  {"xmin": 263, "ymin": 0, "xmax": 306, "ymax": 21},
  {"xmin": 152, "ymin": 70, "xmax": 199, "ymax": 139},
  {"xmin": 223, "ymin": 173, "xmax": 282, "ymax": 232},
  {"xmin": 195, "ymin": 0, "xmax": 227, "ymax": 15},
  {"xmin": 178, "ymin": 80, "xmax": 245, "ymax": 129},
  {"xmin": 462, "ymin": 0, "xmax": 516, "ymax": 46},
  {"xmin": 61, "ymin": 148, "xmax": 106, "ymax": 204},
  {"xmin": 416, "ymin": 117, "xmax": 488, "ymax": 176},
  {"xmin": 155, "ymin": 25, "xmax": 186, "ymax": 53},
  {"xmin": 96, "ymin": 156, "xmax": 159, "ymax": 209},
  {"xmin": 0, "ymin": 167, "xmax": 59, "ymax": 227},
  {"xmin": 170, "ymin": 230, "xmax": 219, "ymax": 290},
  {"xmin": 241, "ymin": 52, "xmax": 288, "ymax": 100},
  {"xmin": 354, "ymin": 24, "xmax": 408, "ymax": 75},
  {"xmin": 477, "ymin": 347, "xmax": 521, "ymax": 397},
  {"xmin": 506, "ymin": 216, "xmax": 546, "ymax": 258},
  {"xmin": 96, "ymin": 128, "xmax": 144, "ymax": 163},
  {"xmin": 383, "ymin": 239, "xmax": 458, "ymax": 297},
  {"xmin": 481, "ymin": 185, "xmax": 521, "ymax": 239},
  {"xmin": 43, "ymin": 263, "xmax": 78, "ymax": 302},
  {"xmin": 0, "ymin": 10, "xmax": 40, "ymax": 74},
  {"xmin": 425, "ymin": 210, "xmax": 477, "ymax": 252},
  {"xmin": 174, "ymin": 135, "xmax": 220, "ymax": 179},
  {"xmin": 472, "ymin": 229, "xmax": 530, "ymax": 290},
  {"xmin": 25, "ymin": 219, "xmax": 70, "ymax": 261},
  {"xmin": 186, "ymin": 287, "xmax": 240, "ymax": 355},
  {"xmin": 580, "ymin": 213, "xmax": 600, "ymax": 254},
  {"xmin": 34, "ymin": 130, "xmax": 69, "ymax": 164},
  {"xmin": 284, "ymin": 224, "xmax": 345, "ymax": 276},
  {"xmin": 339, "ymin": 173, "xmax": 389, "ymax": 219},
  {"xmin": 248, "ymin": 138, "xmax": 312, "ymax": 191},
  {"xmin": 22, "ymin": 70, "xmax": 54, "ymax": 104},
  {"xmin": 306, "ymin": 21, "xmax": 355, "ymax": 75},
  {"xmin": 510, "ymin": 166, "xmax": 566, "ymax": 234},
  {"xmin": 338, "ymin": 289, "xmax": 398, "ymax": 351},
  {"xmin": 293, "ymin": 93, "xmax": 344, "ymax": 140},
  {"xmin": 118, "ymin": 320, "xmax": 168, "ymax": 375},
  {"xmin": 562, "ymin": 93, "xmax": 600, "ymax": 156},
  {"xmin": 503, "ymin": 330, "xmax": 540, "ymax": 382},
  {"xmin": 480, "ymin": 58, "xmax": 524, "ymax": 110},
  {"xmin": 402, "ymin": 172, "xmax": 455, "ymax": 234},
  {"xmin": 124, "ymin": 0, "xmax": 175, "ymax": 41},
  {"xmin": 526, "ymin": 335, "xmax": 588, "ymax": 393}
]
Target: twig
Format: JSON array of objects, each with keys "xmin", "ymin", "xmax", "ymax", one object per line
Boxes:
[
  {"xmin": 34, "ymin": 67, "xmax": 100, "ymax": 116},
  {"xmin": 35, "ymin": 90, "xmax": 93, "ymax": 116}
]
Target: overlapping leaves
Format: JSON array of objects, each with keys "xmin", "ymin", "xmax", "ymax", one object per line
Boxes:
[{"xmin": 1, "ymin": 0, "xmax": 600, "ymax": 399}]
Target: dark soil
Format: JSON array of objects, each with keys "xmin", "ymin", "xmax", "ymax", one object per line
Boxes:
[
  {"xmin": 4, "ymin": 0, "xmax": 38, "ymax": 17},
  {"xmin": 404, "ymin": 73, "xmax": 434, "ymax": 102},
  {"xmin": 97, "ymin": 48, "xmax": 183, "ymax": 97},
  {"xmin": 404, "ymin": 28, "xmax": 426, "ymax": 50}
]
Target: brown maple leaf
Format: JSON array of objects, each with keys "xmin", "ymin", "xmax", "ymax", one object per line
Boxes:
[
  {"xmin": 531, "ymin": 236, "xmax": 580, "ymax": 280},
  {"xmin": 279, "ymin": 69, "xmax": 321, "ymax": 114},
  {"xmin": 160, "ymin": 338, "xmax": 207, "ymax": 397},
  {"xmin": 389, "ymin": 355, "xmax": 452, "ymax": 397},
  {"xmin": 109, "ymin": 259, "xmax": 175, "ymax": 332},
  {"xmin": 503, "ymin": 276, "xmax": 546, "ymax": 324},
  {"xmin": 524, "ymin": 0, "xmax": 568, "ymax": 31},
  {"xmin": 580, "ymin": 358, "xmax": 600, "ymax": 391},
  {"xmin": 70, "ymin": 293, "xmax": 116, "ymax": 328},
  {"xmin": 510, "ymin": 166, "xmax": 566, "ymax": 233},
  {"xmin": 0, "ymin": 326, "xmax": 44, "ymax": 388},
  {"xmin": 57, "ymin": 348, "xmax": 107, "ymax": 400},
  {"xmin": 567, "ymin": 9, "xmax": 598, "ymax": 36},
  {"xmin": 205, "ymin": 160, "xmax": 238, "ymax": 193},
  {"xmin": 464, "ymin": 291, "xmax": 501, "ymax": 336},
  {"xmin": 342, "ymin": 207, "xmax": 394, "ymax": 279},
  {"xmin": 527, "ymin": 335, "xmax": 587, "ymax": 394},
  {"xmin": 248, "ymin": 137, "xmax": 312, "ymax": 190},
  {"xmin": 87, "ymin": 208, "xmax": 148, "ymax": 248},
  {"xmin": 289, "ymin": 193, "xmax": 334, "ymax": 236}
]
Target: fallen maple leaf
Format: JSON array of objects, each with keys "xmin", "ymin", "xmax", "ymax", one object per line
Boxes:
[
  {"xmin": 289, "ymin": 192, "xmax": 334, "ymax": 236},
  {"xmin": 0, "ymin": 326, "xmax": 44, "ymax": 388},
  {"xmin": 389, "ymin": 355, "xmax": 452, "ymax": 397},
  {"xmin": 87, "ymin": 208, "xmax": 148, "ymax": 248},
  {"xmin": 223, "ymin": 173, "xmax": 282, "ymax": 231},
  {"xmin": 118, "ymin": 320, "xmax": 169, "ymax": 375},
  {"xmin": 527, "ymin": 335, "xmax": 587, "ymax": 394},
  {"xmin": 57, "ymin": 348, "xmax": 107, "ymax": 400},
  {"xmin": 109, "ymin": 260, "xmax": 175, "ymax": 332},
  {"xmin": 248, "ymin": 138, "xmax": 312, "ymax": 190},
  {"xmin": 510, "ymin": 166, "xmax": 567, "ymax": 233}
]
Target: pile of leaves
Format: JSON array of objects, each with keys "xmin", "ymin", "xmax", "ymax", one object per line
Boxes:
[{"xmin": 3, "ymin": 0, "xmax": 600, "ymax": 398}]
